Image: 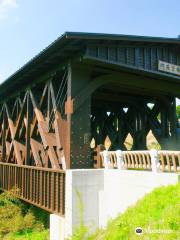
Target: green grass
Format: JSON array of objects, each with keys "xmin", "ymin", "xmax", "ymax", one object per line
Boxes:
[
  {"xmin": 5, "ymin": 230, "xmax": 49, "ymax": 240},
  {"xmin": 72, "ymin": 183, "xmax": 180, "ymax": 240},
  {"xmin": 0, "ymin": 190, "xmax": 49, "ymax": 240}
]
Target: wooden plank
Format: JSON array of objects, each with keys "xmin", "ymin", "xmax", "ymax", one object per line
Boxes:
[
  {"xmin": 166, "ymin": 153, "xmax": 171, "ymax": 172},
  {"xmin": 51, "ymin": 172, "xmax": 55, "ymax": 211},
  {"xmin": 55, "ymin": 173, "xmax": 58, "ymax": 212},
  {"xmin": 40, "ymin": 170, "xmax": 43, "ymax": 206},
  {"xmin": 2, "ymin": 106, "xmax": 7, "ymax": 162},
  {"xmin": 172, "ymin": 153, "xmax": 177, "ymax": 172}
]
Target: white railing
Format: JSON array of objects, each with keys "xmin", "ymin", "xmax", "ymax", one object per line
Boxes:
[{"xmin": 100, "ymin": 150, "xmax": 180, "ymax": 173}]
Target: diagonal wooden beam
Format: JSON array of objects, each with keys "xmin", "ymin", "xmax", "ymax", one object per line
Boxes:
[
  {"xmin": 4, "ymin": 121, "xmax": 24, "ymax": 165},
  {"xmin": 30, "ymin": 138, "xmax": 48, "ymax": 167},
  {"xmin": 30, "ymin": 83, "xmax": 48, "ymax": 137},
  {"xmin": 29, "ymin": 90, "xmax": 60, "ymax": 169},
  {"xmin": 49, "ymin": 81, "xmax": 67, "ymax": 169},
  {"xmin": 5, "ymin": 93, "xmax": 27, "ymax": 140},
  {"xmin": 5, "ymin": 93, "xmax": 27, "ymax": 164}
]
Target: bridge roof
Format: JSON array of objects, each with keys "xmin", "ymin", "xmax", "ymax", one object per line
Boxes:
[{"xmin": 0, "ymin": 32, "xmax": 180, "ymax": 100}]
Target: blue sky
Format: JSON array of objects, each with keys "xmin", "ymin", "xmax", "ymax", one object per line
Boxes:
[{"xmin": 0, "ymin": 0, "xmax": 179, "ymax": 103}]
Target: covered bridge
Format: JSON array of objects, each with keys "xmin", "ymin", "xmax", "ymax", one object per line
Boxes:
[
  {"xmin": 0, "ymin": 32, "xmax": 179, "ymax": 216},
  {"xmin": 0, "ymin": 32, "xmax": 179, "ymax": 169}
]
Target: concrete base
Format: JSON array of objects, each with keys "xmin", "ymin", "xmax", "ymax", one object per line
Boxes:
[
  {"xmin": 65, "ymin": 169, "xmax": 104, "ymax": 238},
  {"xmin": 50, "ymin": 169, "xmax": 180, "ymax": 239},
  {"xmin": 50, "ymin": 214, "xmax": 65, "ymax": 240}
]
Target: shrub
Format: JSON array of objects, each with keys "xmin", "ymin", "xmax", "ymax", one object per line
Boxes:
[{"xmin": 0, "ymin": 189, "xmax": 48, "ymax": 239}]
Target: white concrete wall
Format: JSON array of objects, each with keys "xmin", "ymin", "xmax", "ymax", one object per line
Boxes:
[
  {"xmin": 50, "ymin": 214, "xmax": 65, "ymax": 240},
  {"xmin": 50, "ymin": 169, "xmax": 179, "ymax": 240},
  {"xmin": 99, "ymin": 170, "xmax": 179, "ymax": 227},
  {"xmin": 65, "ymin": 169, "xmax": 104, "ymax": 238}
]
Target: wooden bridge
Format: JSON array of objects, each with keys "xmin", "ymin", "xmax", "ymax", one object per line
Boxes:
[{"xmin": 0, "ymin": 32, "xmax": 180, "ymax": 215}]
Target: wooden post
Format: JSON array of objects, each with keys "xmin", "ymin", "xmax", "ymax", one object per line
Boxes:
[
  {"xmin": 170, "ymin": 98, "xmax": 178, "ymax": 140},
  {"xmin": 66, "ymin": 63, "xmax": 72, "ymax": 169},
  {"xmin": 25, "ymin": 92, "xmax": 31, "ymax": 165},
  {"xmin": 2, "ymin": 106, "xmax": 6, "ymax": 162}
]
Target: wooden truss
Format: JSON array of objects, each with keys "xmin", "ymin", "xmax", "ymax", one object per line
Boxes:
[
  {"xmin": 0, "ymin": 71, "xmax": 70, "ymax": 169},
  {"xmin": 91, "ymin": 96, "xmax": 179, "ymax": 151}
]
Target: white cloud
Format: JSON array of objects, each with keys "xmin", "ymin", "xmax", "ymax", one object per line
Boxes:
[{"xmin": 0, "ymin": 0, "xmax": 18, "ymax": 20}]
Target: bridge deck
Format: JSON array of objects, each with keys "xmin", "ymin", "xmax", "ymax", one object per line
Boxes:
[{"xmin": 0, "ymin": 149, "xmax": 179, "ymax": 215}]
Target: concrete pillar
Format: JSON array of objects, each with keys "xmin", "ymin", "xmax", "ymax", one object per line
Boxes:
[
  {"xmin": 50, "ymin": 214, "xmax": 65, "ymax": 240},
  {"xmin": 116, "ymin": 150, "xmax": 124, "ymax": 170},
  {"xmin": 102, "ymin": 150, "xmax": 111, "ymax": 169},
  {"xmin": 150, "ymin": 149, "xmax": 160, "ymax": 173},
  {"xmin": 65, "ymin": 169, "xmax": 104, "ymax": 237}
]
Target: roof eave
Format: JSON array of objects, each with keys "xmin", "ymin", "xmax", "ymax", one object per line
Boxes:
[{"xmin": 82, "ymin": 55, "xmax": 180, "ymax": 84}]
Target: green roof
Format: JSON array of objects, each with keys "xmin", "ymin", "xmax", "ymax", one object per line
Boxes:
[{"xmin": 0, "ymin": 32, "xmax": 180, "ymax": 100}]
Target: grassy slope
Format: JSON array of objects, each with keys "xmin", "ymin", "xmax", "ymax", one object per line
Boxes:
[
  {"xmin": 87, "ymin": 183, "xmax": 180, "ymax": 240},
  {"xmin": 5, "ymin": 230, "xmax": 49, "ymax": 240}
]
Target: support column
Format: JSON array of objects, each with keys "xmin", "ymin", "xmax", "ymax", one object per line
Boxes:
[
  {"xmin": 50, "ymin": 214, "xmax": 65, "ymax": 240},
  {"xmin": 170, "ymin": 98, "xmax": 178, "ymax": 139},
  {"xmin": 161, "ymin": 106, "xmax": 169, "ymax": 139},
  {"xmin": 160, "ymin": 97, "xmax": 179, "ymax": 150},
  {"xmin": 69, "ymin": 64, "xmax": 92, "ymax": 168},
  {"xmin": 116, "ymin": 111, "xmax": 126, "ymax": 150},
  {"xmin": 133, "ymin": 108, "xmax": 146, "ymax": 150},
  {"xmin": 169, "ymin": 97, "xmax": 180, "ymax": 149},
  {"xmin": 71, "ymin": 98, "xmax": 91, "ymax": 168}
]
